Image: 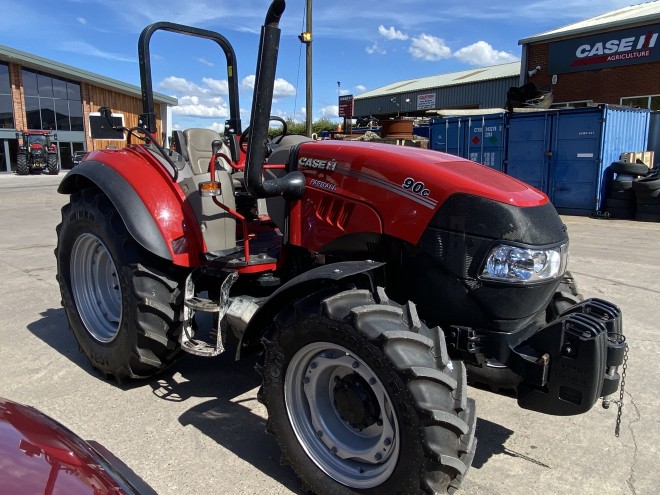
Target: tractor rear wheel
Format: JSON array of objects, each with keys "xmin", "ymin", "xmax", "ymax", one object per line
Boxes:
[
  {"xmin": 55, "ymin": 187, "xmax": 185, "ymax": 382},
  {"xmin": 259, "ymin": 287, "xmax": 476, "ymax": 494},
  {"xmin": 16, "ymin": 153, "xmax": 29, "ymax": 175},
  {"xmin": 47, "ymin": 154, "xmax": 59, "ymax": 175}
]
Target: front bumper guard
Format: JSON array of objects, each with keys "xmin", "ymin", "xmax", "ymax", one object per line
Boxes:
[{"xmin": 511, "ymin": 298, "xmax": 626, "ymax": 416}]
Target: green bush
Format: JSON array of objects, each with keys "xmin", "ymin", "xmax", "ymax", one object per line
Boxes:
[{"xmin": 267, "ymin": 118, "xmax": 338, "ymax": 138}]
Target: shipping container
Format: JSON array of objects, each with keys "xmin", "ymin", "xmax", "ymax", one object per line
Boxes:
[
  {"xmin": 649, "ymin": 111, "xmax": 660, "ymax": 165},
  {"xmin": 506, "ymin": 111, "xmax": 553, "ymax": 193},
  {"xmin": 412, "ymin": 125, "xmax": 430, "ymax": 139},
  {"xmin": 430, "ymin": 113, "xmax": 506, "ymax": 171},
  {"xmin": 506, "ymin": 105, "xmax": 650, "ymax": 215}
]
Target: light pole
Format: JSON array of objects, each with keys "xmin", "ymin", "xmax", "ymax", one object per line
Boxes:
[{"xmin": 302, "ymin": 0, "xmax": 313, "ymax": 137}]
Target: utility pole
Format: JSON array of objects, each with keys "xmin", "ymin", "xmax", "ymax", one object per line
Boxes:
[{"xmin": 304, "ymin": 0, "xmax": 313, "ymax": 137}]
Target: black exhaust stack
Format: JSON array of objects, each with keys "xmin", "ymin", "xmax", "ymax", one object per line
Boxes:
[{"xmin": 245, "ymin": 0, "xmax": 305, "ymax": 199}]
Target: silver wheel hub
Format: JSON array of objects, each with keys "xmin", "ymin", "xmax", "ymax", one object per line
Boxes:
[
  {"xmin": 70, "ymin": 233, "xmax": 122, "ymax": 343},
  {"xmin": 285, "ymin": 342, "xmax": 399, "ymax": 488}
]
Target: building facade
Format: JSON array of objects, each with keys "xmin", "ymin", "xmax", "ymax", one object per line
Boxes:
[
  {"xmin": 0, "ymin": 45, "xmax": 176, "ymax": 172},
  {"xmin": 519, "ymin": 1, "xmax": 660, "ymax": 109}
]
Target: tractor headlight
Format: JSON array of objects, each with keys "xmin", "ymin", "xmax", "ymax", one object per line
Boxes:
[{"xmin": 480, "ymin": 243, "xmax": 568, "ymax": 284}]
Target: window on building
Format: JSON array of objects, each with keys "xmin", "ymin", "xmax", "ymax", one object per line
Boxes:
[
  {"xmin": 58, "ymin": 141, "xmax": 86, "ymax": 169},
  {"xmin": 551, "ymin": 100, "xmax": 594, "ymax": 109},
  {"xmin": 21, "ymin": 68, "xmax": 83, "ymax": 131},
  {"xmin": 25, "ymin": 96, "xmax": 41, "ymax": 129},
  {"xmin": 621, "ymin": 95, "xmax": 660, "ymax": 111},
  {"xmin": 0, "ymin": 63, "xmax": 14, "ymax": 129}
]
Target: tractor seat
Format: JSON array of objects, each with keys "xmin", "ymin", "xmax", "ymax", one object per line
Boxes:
[{"xmin": 183, "ymin": 128, "xmax": 237, "ymax": 176}]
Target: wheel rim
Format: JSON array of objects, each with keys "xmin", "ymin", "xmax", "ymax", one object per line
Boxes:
[
  {"xmin": 285, "ymin": 342, "xmax": 399, "ymax": 489},
  {"xmin": 70, "ymin": 233, "xmax": 122, "ymax": 343}
]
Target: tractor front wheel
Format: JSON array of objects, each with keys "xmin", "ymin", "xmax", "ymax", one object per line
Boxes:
[
  {"xmin": 16, "ymin": 153, "xmax": 29, "ymax": 175},
  {"xmin": 55, "ymin": 188, "xmax": 185, "ymax": 382},
  {"xmin": 259, "ymin": 287, "xmax": 476, "ymax": 494}
]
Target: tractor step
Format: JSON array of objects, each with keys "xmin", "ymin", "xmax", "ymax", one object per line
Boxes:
[
  {"xmin": 181, "ymin": 338, "xmax": 223, "ymax": 357},
  {"xmin": 184, "ymin": 296, "xmax": 220, "ymax": 312},
  {"xmin": 180, "ymin": 270, "xmax": 238, "ymax": 357}
]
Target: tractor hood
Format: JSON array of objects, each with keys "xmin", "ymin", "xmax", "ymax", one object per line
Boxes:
[{"xmin": 294, "ymin": 140, "xmax": 549, "ymax": 246}]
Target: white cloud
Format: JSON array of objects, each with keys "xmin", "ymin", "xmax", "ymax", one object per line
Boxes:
[
  {"xmin": 202, "ymin": 77, "xmax": 229, "ymax": 94},
  {"xmin": 338, "ymin": 89, "xmax": 350, "ymax": 96},
  {"xmin": 157, "ymin": 76, "xmax": 234, "ymax": 118},
  {"xmin": 356, "ymin": 85, "xmax": 367, "ymax": 93},
  {"xmin": 195, "ymin": 57, "xmax": 214, "ymax": 67},
  {"xmin": 159, "ymin": 76, "xmax": 206, "ymax": 94},
  {"xmin": 209, "ymin": 122, "xmax": 226, "ymax": 132},
  {"xmin": 241, "ymin": 75, "xmax": 296, "ymax": 98},
  {"xmin": 409, "ymin": 34, "xmax": 452, "ymax": 61},
  {"xmin": 242, "ymin": 75, "xmax": 256, "ymax": 90},
  {"xmin": 76, "ymin": 17, "xmax": 87, "ymax": 25},
  {"xmin": 274, "ymin": 78, "xmax": 296, "ymax": 98},
  {"xmin": 319, "ymin": 105, "xmax": 339, "ymax": 118},
  {"xmin": 172, "ymin": 95, "xmax": 229, "ymax": 118},
  {"xmin": 378, "ymin": 25, "xmax": 408, "ymax": 41},
  {"xmin": 58, "ymin": 41, "xmax": 135, "ymax": 62},
  {"xmin": 454, "ymin": 41, "xmax": 519, "ymax": 65},
  {"xmin": 366, "ymin": 43, "xmax": 386, "ymax": 55}
]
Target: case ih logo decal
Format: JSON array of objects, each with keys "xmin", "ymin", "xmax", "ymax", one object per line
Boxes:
[
  {"xmin": 300, "ymin": 156, "xmax": 438, "ymax": 209},
  {"xmin": 298, "ymin": 156, "xmax": 337, "ymax": 171},
  {"xmin": 547, "ymin": 25, "xmax": 660, "ymax": 74},
  {"xmin": 573, "ymin": 31, "xmax": 657, "ymax": 66}
]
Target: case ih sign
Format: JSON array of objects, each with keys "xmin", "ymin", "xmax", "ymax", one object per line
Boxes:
[{"xmin": 548, "ymin": 24, "xmax": 659, "ymax": 73}]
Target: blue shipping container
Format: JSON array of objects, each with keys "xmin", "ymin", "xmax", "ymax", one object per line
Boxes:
[
  {"xmin": 430, "ymin": 117, "xmax": 463, "ymax": 159},
  {"xmin": 649, "ymin": 112, "xmax": 660, "ymax": 164},
  {"xmin": 506, "ymin": 112, "xmax": 554, "ymax": 193},
  {"xmin": 430, "ymin": 114, "xmax": 506, "ymax": 171},
  {"xmin": 413, "ymin": 125, "xmax": 430, "ymax": 139},
  {"xmin": 507, "ymin": 105, "xmax": 650, "ymax": 215}
]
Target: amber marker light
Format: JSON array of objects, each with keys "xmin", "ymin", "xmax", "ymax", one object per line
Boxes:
[{"xmin": 199, "ymin": 181, "xmax": 222, "ymax": 197}]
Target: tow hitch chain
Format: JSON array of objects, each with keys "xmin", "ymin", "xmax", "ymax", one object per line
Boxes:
[{"xmin": 613, "ymin": 342, "xmax": 629, "ymax": 437}]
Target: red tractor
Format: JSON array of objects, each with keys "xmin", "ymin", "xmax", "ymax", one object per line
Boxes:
[
  {"xmin": 55, "ymin": 2, "xmax": 627, "ymax": 493},
  {"xmin": 16, "ymin": 130, "xmax": 59, "ymax": 175}
]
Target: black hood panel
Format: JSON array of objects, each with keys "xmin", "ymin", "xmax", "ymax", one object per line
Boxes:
[{"xmin": 429, "ymin": 193, "xmax": 567, "ymax": 246}]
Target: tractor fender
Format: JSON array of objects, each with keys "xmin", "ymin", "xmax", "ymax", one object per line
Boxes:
[
  {"xmin": 238, "ymin": 260, "xmax": 385, "ymax": 356},
  {"xmin": 58, "ymin": 161, "xmax": 172, "ymax": 261}
]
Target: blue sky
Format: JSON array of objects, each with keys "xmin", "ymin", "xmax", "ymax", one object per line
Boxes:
[{"xmin": 0, "ymin": 0, "xmax": 637, "ymax": 131}]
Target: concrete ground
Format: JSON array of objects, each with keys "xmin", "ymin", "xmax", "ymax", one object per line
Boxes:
[{"xmin": 0, "ymin": 172, "xmax": 657, "ymax": 495}]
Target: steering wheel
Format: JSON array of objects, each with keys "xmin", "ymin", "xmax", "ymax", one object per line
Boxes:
[{"xmin": 239, "ymin": 116, "xmax": 289, "ymax": 154}]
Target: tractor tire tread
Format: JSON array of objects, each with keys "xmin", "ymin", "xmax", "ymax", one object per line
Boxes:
[
  {"xmin": 259, "ymin": 286, "xmax": 475, "ymax": 494},
  {"xmin": 56, "ymin": 187, "xmax": 184, "ymax": 382}
]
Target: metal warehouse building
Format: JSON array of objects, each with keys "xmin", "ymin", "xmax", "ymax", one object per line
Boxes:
[
  {"xmin": 0, "ymin": 45, "xmax": 177, "ymax": 172},
  {"xmin": 353, "ymin": 62, "xmax": 520, "ymax": 119}
]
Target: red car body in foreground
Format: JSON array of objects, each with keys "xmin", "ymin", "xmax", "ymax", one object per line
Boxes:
[{"xmin": 0, "ymin": 397, "xmax": 156, "ymax": 495}]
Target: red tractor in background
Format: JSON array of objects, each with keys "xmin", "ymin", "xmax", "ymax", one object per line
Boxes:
[
  {"xmin": 16, "ymin": 130, "xmax": 59, "ymax": 175},
  {"xmin": 54, "ymin": 1, "xmax": 627, "ymax": 493}
]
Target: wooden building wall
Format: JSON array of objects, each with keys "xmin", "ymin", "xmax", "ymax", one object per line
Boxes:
[{"xmin": 81, "ymin": 83, "xmax": 163, "ymax": 151}]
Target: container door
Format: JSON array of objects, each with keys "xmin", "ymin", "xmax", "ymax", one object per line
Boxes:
[
  {"xmin": 550, "ymin": 109, "xmax": 602, "ymax": 214},
  {"xmin": 649, "ymin": 112, "xmax": 660, "ymax": 162},
  {"xmin": 465, "ymin": 114, "xmax": 506, "ymax": 171},
  {"xmin": 429, "ymin": 117, "xmax": 464, "ymax": 158},
  {"xmin": 506, "ymin": 112, "xmax": 554, "ymax": 194}
]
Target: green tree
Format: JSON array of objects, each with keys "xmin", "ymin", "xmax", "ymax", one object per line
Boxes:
[{"xmin": 267, "ymin": 118, "xmax": 338, "ymax": 138}]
